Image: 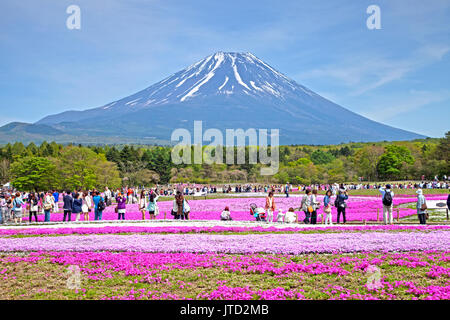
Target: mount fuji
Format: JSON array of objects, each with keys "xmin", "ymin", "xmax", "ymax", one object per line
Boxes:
[{"xmin": 2, "ymin": 52, "xmax": 425, "ymax": 145}]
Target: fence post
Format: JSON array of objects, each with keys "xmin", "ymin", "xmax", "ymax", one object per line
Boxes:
[
  {"xmin": 164, "ymin": 211, "xmax": 166, "ymax": 220},
  {"xmin": 397, "ymin": 208, "xmax": 400, "ymax": 222},
  {"xmin": 377, "ymin": 208, "xmax": 379, "ymax": 222}
]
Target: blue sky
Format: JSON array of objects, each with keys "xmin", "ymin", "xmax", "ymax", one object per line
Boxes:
[{"xmin": 1, "ymin": 0, "xmax": 449, "ymax": 138}]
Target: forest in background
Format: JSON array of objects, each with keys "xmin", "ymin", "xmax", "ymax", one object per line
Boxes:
[{"xmin": 0, "ymin": 132, "xmax": 448, "ymax": 191}]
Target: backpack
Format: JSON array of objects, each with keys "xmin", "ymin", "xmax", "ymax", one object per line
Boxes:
[
  {"xmin": 97, "ymin": 198, "xmax": 106, "ymax": 211},
  {"xmin": 334, "ymin": 196, "xmax": 340, "ymax": 207},
  {"xmin": 382, "ymin": 191, "xmax": 393, "ymax": 206},
  {"xmin": 14, "ymin": 199, "xmax": 21, "ymax": 209}
]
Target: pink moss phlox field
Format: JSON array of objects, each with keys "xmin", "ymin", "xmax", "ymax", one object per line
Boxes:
[
  {"xmin": 0, "ymin": 231, "xmax": 449, "ymax": 254},
  {"xmin": 1, "ymin": 225, "xmax": 450, "ymax": 237},
  {"xmin": 1, "ymin": 250, "xmax": 447, "ymax": 300},
  {"xmin": 22, "ymin": 194, "xmax": 446, "ymax": 222}
]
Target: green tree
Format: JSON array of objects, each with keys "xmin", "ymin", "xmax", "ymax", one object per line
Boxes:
[
  {"xmin": 10, "ymin": 156, "xmax": 58, "ymax": 191},
  {"xmin": 310, "ymin": 150, "xmax": 335, "ymax": 165},
  {"xmin": 56, "ymin": 146, "xmax": 120, "ymax": 190},
  {"xmin": 377, "ymin": 145, "xmax": 415, "ymax": 180}
]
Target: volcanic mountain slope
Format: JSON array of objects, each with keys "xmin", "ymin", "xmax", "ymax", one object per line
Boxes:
[{"xmin": 2, "ymin": 52, "xmax": 425, "ymax": 145}]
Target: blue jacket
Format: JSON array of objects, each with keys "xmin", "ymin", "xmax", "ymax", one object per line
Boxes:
[
  {"xmin": 324, "ymin": 195, "xmax": 331, "ymax": 207},
  {"xmin": 72, "ymin": 198, "xmax": 83, "ymax": 213},
  {"xmin": 93, "ymin": 195, "xmax": 104, "ymax": 210}
]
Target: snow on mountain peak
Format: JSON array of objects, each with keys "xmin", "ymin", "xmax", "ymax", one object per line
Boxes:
[{"xmin": 102, "ymin": 52, "xmax": 315, "ymax": 110}]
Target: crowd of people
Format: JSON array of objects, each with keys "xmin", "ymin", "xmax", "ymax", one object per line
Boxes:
[
  {"xmin": 0, "ymin": 180, "xmax": 448, "ymax": 225},
  {"xmin": 247, "ymin": 184, "xmax": 450, "ymax": 226}
]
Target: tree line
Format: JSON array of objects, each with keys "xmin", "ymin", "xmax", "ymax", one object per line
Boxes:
[{"xmin": 0, "ymin": 132, "xmax": 448, "ymax": 191}]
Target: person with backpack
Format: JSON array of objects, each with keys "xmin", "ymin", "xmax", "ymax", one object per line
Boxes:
[
  {"xmin": 300, "ymin": 189, "xmax": 312, "ymax": 224},
  {"xmin": 93, "ymin": 191, "xmax": 105, "ymax": 221},
  {"xmin": 335, "ymin": 188, "xmax": 349, "ymax": 224},
  {"xmin": 379, "ymin": 184, "xmax": 394, "ymax": 225},
  {"xmin": 416, "ymin": 189, "xmax": 427, "ymax": 225},
  {"xmin": 12, "ymin": 192, "xmax": 24, "ymax": 224}
]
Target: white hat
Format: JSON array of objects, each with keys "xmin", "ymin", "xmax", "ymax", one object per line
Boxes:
[{"xmin": 416, "ymin": 189, "xmax": 423, "ymax": 194}]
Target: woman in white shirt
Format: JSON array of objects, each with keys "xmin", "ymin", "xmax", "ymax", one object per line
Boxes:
[
  {"xmin": 43, "ymin": 192, "xmax": 55, "ymax": 222},
  {"xmin": 81, "ymin": 191, "xmax": 92, "ymax": 221},
  {"xmin": 139, "ymin": 190, "xmax": 148, "ymax": 220}
]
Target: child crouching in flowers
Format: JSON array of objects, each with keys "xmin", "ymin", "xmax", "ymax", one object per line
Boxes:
[
  {"xmin": 220, "ymin": 206, "xmax": 232, "ymax": 221},
  {"xmin": 284, "ymin": 208, "xmax": 297, "ymax": 224}
]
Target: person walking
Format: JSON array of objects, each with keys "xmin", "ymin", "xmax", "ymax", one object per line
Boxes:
[
  {"xmin": 174, "ymin": 191, "xmax": 184, "ymax": 220},
  {"xmin": 116, "ymin": 192, "xmax": 127, "ymax": 220},
  {"xmin": 147, "ymin": 191, "xmax": 159, "ymax": 220},
  {"xmin": 416, "ymin": 189, "xmax": 427, "ymax": 225},
  {"xmin": 335, "ymin": 189, "xmax": 349, "ymax": 224},
  {"xmin": 72, "ymin": 193, "xmax": 82, "ymax": 222},
  {"xmin": 183, "ymin": 198, "xmax": 190, "ymax": 220},
  {"xmin": 93, "ymin": 191, "xmax": 105, "ymax": 221},
  {"xmin": 0, "ymin": 196, "xmax": 7, "ymax": 224},
  {"xmin": 104, "ymin": 187, "xmax": 112, "ymax": 206},
  {"xmin": 447, "ymin": 192, "xmax": 450, "ymax": 215},
  {"xmin": 81, "ymin": 191, "xmax": 92, "ymax": 221},
  {"xmin": 265, "ymin": 191, "xmax": 276, "ymax": 223},
  {"xmin": 300, "ymin": 189, "xmax": 312, "ymax": 224},
  {"xmin": 43, "ymin": 191, "xmax": 55, "ymax": 222},
  {"xmin": 323, "ymin": 190, "xmax": 333, "ymax": 225},
  {"xmin": 310, "ymin": 189, "xmax": 320, "ymax": 225},
  {"xmin": 379, "ymin": 184, "xmax": 394, "ymax": 225},
  {"xmin": 28, "ymin": 193, "xmax": 39, "ymax": 223},
  {"xmin": 285, "ymin": 183, "xmax": 290, "ymax": 198},
  {"xmin": 12, "ymin": 192, "xmax": 24, "ymax": 224},
  {"xmin": 62, "ymin": 191, "xmax": 73, "ymax": 222},
  {"xmin": 139, "ymin": 190, "xmax": 148, "ymax": 220}
]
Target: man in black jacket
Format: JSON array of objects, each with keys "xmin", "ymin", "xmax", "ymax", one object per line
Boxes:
[
  {"xmin": 447, "ymin": 193, "xmax": 450, "ymax": 214},
  {"xmin": 63, "ymin": 191, "xmax": 73, "ymax": 222}
]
